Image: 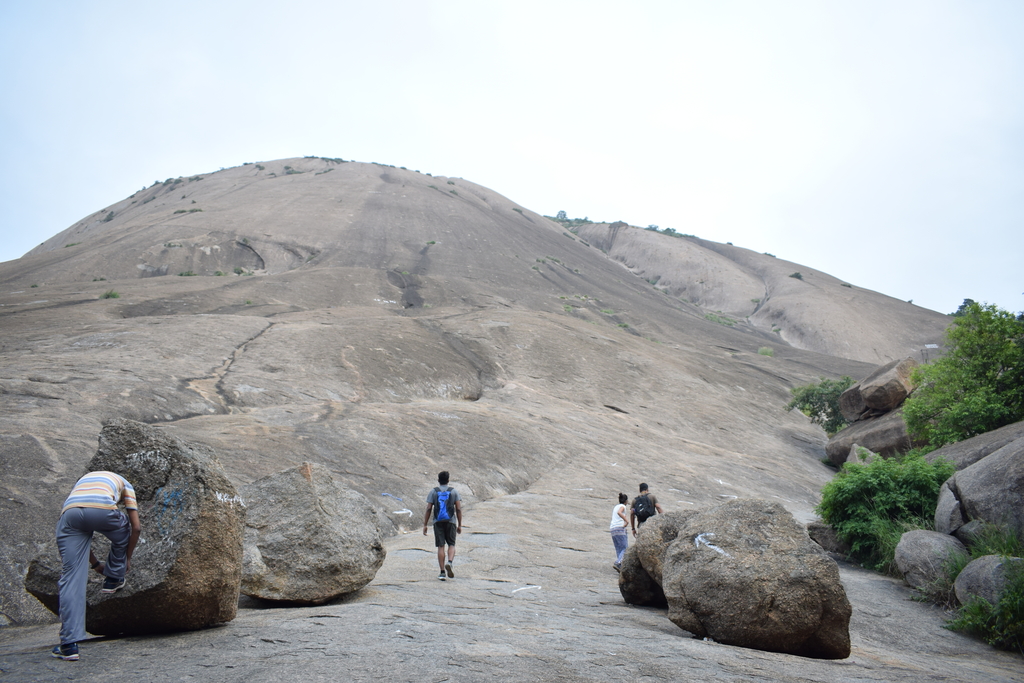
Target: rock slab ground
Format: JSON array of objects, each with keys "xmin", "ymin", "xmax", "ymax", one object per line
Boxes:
[{"xmin": 2, "ymin": 478, "xmax": 1022, "ymax": 682}]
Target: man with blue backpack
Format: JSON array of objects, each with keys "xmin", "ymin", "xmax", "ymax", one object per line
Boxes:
[{"xmin": 423, "ymin": 470, "xmax": 463, "ymax": 580}]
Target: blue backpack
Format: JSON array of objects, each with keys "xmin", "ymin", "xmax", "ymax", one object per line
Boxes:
[{"xmin": 434, "ymin": 486, "xmax": 454, "ymax": 523}]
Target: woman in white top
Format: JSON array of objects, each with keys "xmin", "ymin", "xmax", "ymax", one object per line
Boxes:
[{"xmin": 609, "ymin": 492, "xmax": 629, "ymax": 571}]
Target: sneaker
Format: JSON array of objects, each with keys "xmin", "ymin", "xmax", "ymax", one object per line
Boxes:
[
  {"xmin": 51, "ymin": 643, "xmax": 79, "ymax": 661},
  {"xmin": 438, "ymin": 572, "xmax": 447, "ymax": 581},
  {"xmin": 101, "ymin": 576, "xmax": 126, "ymax": 593},
  {"xmin": 445, "ymin": 561, "xmax": 455, "ymax": 579}
]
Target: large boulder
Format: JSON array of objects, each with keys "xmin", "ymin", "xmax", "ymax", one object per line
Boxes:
[
  {"xmin": 954, "ymin": 555, "xmax": 1024, "ymax": 606},
  {"xmin": 660, "ymin": 499, "xmax": 851, "ymax": 659},
  {"xmin": 947, "ymin": 437, "xmax": 1024, "ymax": 544},
  {"xmin": 893, "ymin": 530, "xmax": 966, "ymax": 590},
  {"xmin": 25, "ymin": 419, "xmax": 245, "ymax": 635},
  {"xmin": 924, "ymin": 420, "xmax": 1024, "ymax": 471},
  {"xmin": 240, "ymin": 462, "xmax": 386, "ymax": 604},
  {"xmin": 825, "ymin": 409, "xmax": 917, "ymax": 466},
  {"xmin": 839, "ymin": 358, "xmax": 918, "ymax": 422},
  {"xmin": 617, "ymin": 545, "xmax": 666, "ymax": 607}
]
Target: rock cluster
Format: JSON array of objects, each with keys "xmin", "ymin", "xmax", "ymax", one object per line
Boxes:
[
  {"xmin": 893, "ymin": 421, "xmax": 1024, "ymax": 607},
  {"xmin": 240, "ymin": 462, "xmax": 387, "ymax": 604},
  {"xmin": 825, "ymin": 358, "xmax": 920, "ymax": 466},
  {"xmin": 25, "ymin": 419, "xmax": 245, "ymax": 635},
  {"xmin": 619, "ymin": 500, "xmax": 851, "ymax": 659}
]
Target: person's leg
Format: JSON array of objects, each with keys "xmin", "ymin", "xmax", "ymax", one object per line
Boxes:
[
  {"xmin": 55, "ymin": 509, "xmax": 93, "ymax": 646},
  {"xmin": 433, "ymin": 523, "xmax": 447, "ymax": 576},
  {"xmin": 93, "ymin": 510, "xmax": 131, "ymax": 580},
  {"xmin": 444, "ymin": 523, "xmax": 456, "ymax": 577},
  {"xmin": 611, "ymin": 529, "xmax": 628, "ymax": 565}
]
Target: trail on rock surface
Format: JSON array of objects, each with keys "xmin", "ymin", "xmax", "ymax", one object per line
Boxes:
[{"xmin": 2, "ymin": 475, "xmax": 1021, "ymax": 683}]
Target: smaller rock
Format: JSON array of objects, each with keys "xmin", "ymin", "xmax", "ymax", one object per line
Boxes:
[
  {"xmin": 617, "ymin": 545, "xmax": 666, "ymax": 608},
  {"xmin": 954, "ymin": 555, "xmax": 1024, "ymax": 606},
  {"xmin": 241, "ymin": 462, "xmax": 386, "ymax": 604},
  {"xmin": 826, "ymin": 409, "xmax": 918, "ymax": 467},
  {"xmin": 634, "ymin": 511, "xmax": 695, "ymax": 587},
  {"xmin": 894, "ymin": 530, "xmax": 967, "ymax": 590},
  {"xmin": 806, "ymin": 521, "xmax": 851, "ymax": 557},
  {"xmin": 934, "ymin": 483, "xmax": 965, "ymax": 536},
  {"xmin": 845, "ymin": 444, "xmax": 877, "ymax": 465},
  {"xmin": 953, "ymin": 520, "xmax": 995, "ymax": 548}
]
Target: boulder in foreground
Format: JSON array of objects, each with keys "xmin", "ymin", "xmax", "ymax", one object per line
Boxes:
[
  {"xmin": 661, "ymin": 499, "xmax": 852, "ymax": 659},
  {"xmin": 241, "ymin": 462, "xmax": 386, "ymax": 604},
  {"xmin": 25, "ymin": 419, "xmax": 245, "ymax": 635}
]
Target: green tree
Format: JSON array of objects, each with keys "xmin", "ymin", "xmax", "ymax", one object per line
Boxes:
[
  {"xmin": 904, "ymin": 302, "xmax": 1024, "ymax": 449},
  {"xmin": 785, "ymin": 376, "xmax": 855, "ymax": 436}
]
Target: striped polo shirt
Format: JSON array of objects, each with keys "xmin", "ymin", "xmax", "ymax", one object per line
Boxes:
[{"xmin": 61, "ymin": 471, "xmax": 138, "ymax": 516}]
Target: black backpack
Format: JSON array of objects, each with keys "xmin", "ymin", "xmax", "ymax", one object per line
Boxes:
[
  {"xmin": 434, "ymin": 486, "xmax": 454, "ymax": 523},
  {"xmin": 634, "ymin": 494, "xmax": 655, "ymax": 523}
]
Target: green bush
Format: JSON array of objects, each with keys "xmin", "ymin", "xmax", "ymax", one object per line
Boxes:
[
  {"xmin": 904, "ymin": 301, "xmax": 1024, "ymax": 450},
  {"xmin": 816, "ymin": 453, "xmax": 955, "ymax": 572},
  {"xmin": 100, "ymin": 290, "xmax": 119, "ymax": 299},
  {"xmin": 786, "ymin": 376, "xmax": 854, "ymax": 436},
  {"xmin": 704, "ymin": 313, "xmax": 735, "ymax": 326},
  {"xmin": 789, "ymin": 272, "xmax": 803, "ymax": 280},
  {"xmin": 758, "ymin": 347, "xmax": 774, "ymax": 357}
]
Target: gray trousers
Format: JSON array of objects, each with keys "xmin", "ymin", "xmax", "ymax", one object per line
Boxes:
[{"xmin": 55, "ymin": 507, "xmax": 131, "ymax": 644}]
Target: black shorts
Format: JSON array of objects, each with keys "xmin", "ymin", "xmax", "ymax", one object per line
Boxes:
[{"xmin": 433, "ymin": 521, "xmax": 457, "ymax": 547}]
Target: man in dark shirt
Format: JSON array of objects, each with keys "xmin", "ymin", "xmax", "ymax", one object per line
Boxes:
[{"xmin": 630, "ymin": 482, "xmax": 664, "ymax": 537}]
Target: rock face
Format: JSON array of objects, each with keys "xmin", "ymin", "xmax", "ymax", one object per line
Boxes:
[
  {"xmin": 660, "ymin": 499, "xmax": 851, "ymax": 659},
  {"xmin": 946, "ymin": 437, "xmax": 1024, "ymax": 544},
  {"xmin": 825, "ymin": 409, "xmax": 917, "ymax": 466},
  {"xmin": 24, "ymin": 419, "xmax": 245, "ymax": 635},
  {"xmin": 0, "ymin": 157, "xmax": 945, "ymax": 626},
  {"xmin": 894, "ymin": 530, "xmax": 966, "ymax": 590},
  {"xmin": 240, "ymin": 462, "xmax": 386, "ymax": 604},
  {"xmin": 924, "ymin": 419, "xmax": 1024, "ymax": 471},
  {"xmin": 954, "ymin": 555, "xmax": 1024, "ymax": 606}
]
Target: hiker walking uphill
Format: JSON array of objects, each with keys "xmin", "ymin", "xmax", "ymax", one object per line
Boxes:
[
  {"xmin": 423, "ymin": 471, "xmax": 463, "ymax": 580},
  {"xmin": 630, "ymin": 483, "xmax": 664, "ymax": 537},
  {"xmin": 609, "ymin": 492, "xmax": 630, "ymax": 571}
]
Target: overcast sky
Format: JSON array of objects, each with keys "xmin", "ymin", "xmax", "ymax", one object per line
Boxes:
[{"xmin": 2, "ymin": 1, "xmax": 1021, "ymax": 315}]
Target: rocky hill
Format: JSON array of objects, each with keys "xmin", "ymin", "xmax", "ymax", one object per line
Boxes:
[{"xmin": 2, "ymin": 158, "xmax": 1005, "ymax": 682}]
